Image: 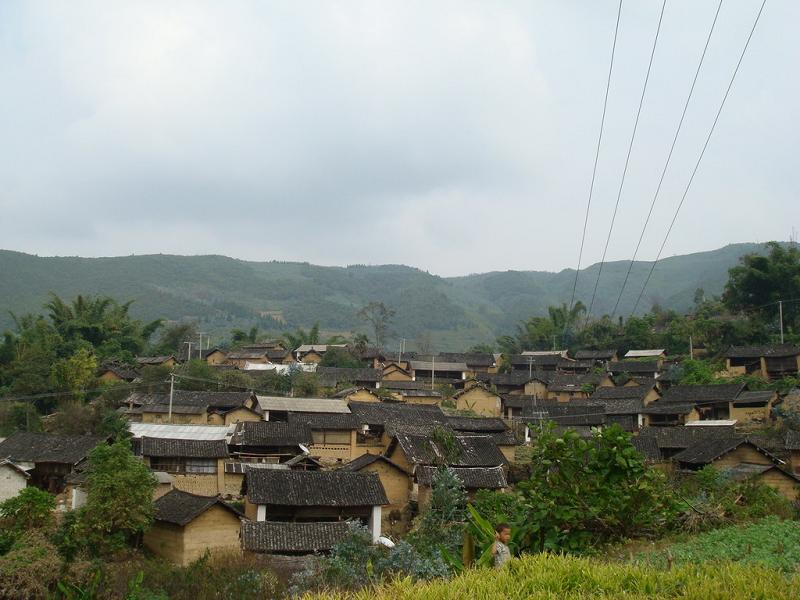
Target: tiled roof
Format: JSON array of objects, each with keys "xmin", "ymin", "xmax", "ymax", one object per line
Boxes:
[
  {"xmin": 394, "ymin": 434, "xmax": 505, "ymax": 467},
  {"xmin": 608, "ymin": 361, "xmax": 659, "ymax": 375},
  {"xmin": 725, "ymin": 344, "xmax": 800, "ymax": 359},
  {"xmin": 671, "ymin": 437, "xmax": 748, "ymax": 465},
  {"xmin": 476, "ymin": 371, "xmax": 554, "ymax": 386},
  {"xmin": 288, "ymin": 411, "xmax": 360, "ymax": 430},
  {"xmin": 125, "ymin": 390, "xmax": 253, "ymax": 410},
  {"xmin": 153, "ymin": 489, "xmax": 240, "ymax": 526},
  {"xmin": 226, "ymin": 350, "xmax": 269, "ymax": 360},
  {"xmin": 409, "ymin": 360, "xmax": 468, "ymax": 372},
  {"xmin": 445, "ymin": 416, "xmax": 508, "ymax": 433},
  {"xmin": 785, "ymin": 430, "xmax": 800, "ymax": 451},
  {"xmin": 637, "ymin": 425, "xmax": 736, "ymax": 449},
  {"xmin": 349, "ymin": 401, "xmax": 448, "ymax": 434},
  {"xmin": 625, "ymin": 349, "xmax": 665, "ymax": 358},
  {"xmin": 509, "ymin": 354, "xmax": 562, "ymax": 367},
  {"xmin": 733, "ymin": 390, "xmax": 775, "ymax": 406},
  {"xmin": 230, "ymin": 421, "xmax": 312, "ymax": 447},
  {"xmin": 241, "ymin": 520, "xmax": 351, "ymax": 554},
  {"xmin": 315, "ymin": 367, "xmax": 383, "ymax": 386},
  {"xmin": 380, "ymin": 380, "xmax": 431, "ymax": 390},
  {"xmin": 521, "ymin": 401, "xmax": 606, "ymax": 426},
  {"xmin": 340, "ymin": 453, "xmax": 409, "ymax": 474},
  {"xmin": 256, "ymin": 396, "xmax": 350, "ymax": 414},
  {"xmin": 140, "ymin": 437, "xmax": 228, "ymax": 458},
  {"xmin": 661, "ymin": 384, "xmax": 745, "ymax": 405},
  {"xmin": 547, "ymin": 373, "xmax": 605, "ymax": 393},
  {"xmin": 98, "ymin": 363, "xmax": 139, "ymax": 380},
  {"xmin": 590, "ymin": 386, "xmax": 651, "ymax": 415},
  {"xmin": 416, "ymin": 465, "xmax": 507, "ymax": 489},
  {"xmin": 136, "ymin": 355, "xmax": 177, "ymax": 365},
  {"xmin": 631, "ymin": 436, "xmax": 661, "ymax": 461},
  {"xmin": 332, "ymin": 387, "xmax": 376, "ymax": 398},
  {"xmin": 574, "ymin": 350, "xmax": 617, "ymax": 360},
  {"xmin": 0, "ymin": 432, "xmax": 105, "ymax": 465},
  {"xmin": 435, "ymin": 352, "xmax": 496, "ymax": 368},
  {"xmin": 640, "ymin": 402, "xmax": 694, "ymax": 415},
  {"xmin": 245, "ymin": 469, "xmax": 388, "ymax": 506}
]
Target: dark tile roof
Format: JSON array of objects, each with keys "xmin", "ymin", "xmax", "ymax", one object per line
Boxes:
[
  {"xmin": 547, "ymin": 373, "xmax": 605, "ymax": 393},
  {"xmin": 733, "ymin": 390, "xmax": 775, "ymax": 406},
  {"xmin": 590, "ymin": 386, "xmax": 652, "ymax": 415},
  {"xmin": 136, "ymin": 355, "xmax": 177, "ymax": 365},
  {"xmin": 671, "ymin": 437, "xmax": 749, "ymax": 465},
  {"xmin": 124, "ymin": 390, "xmax": 253, "ymax": 410},
  {"xmin": 445, "ymin": 416, "xmax": 508, "ymax": 433},
  {"xmin": 288, "ymin": 412, "xmax": 360, "ymax": 430},
  {"xmin": 661, "ymin": 384, "xmax": 745, "ymax": 405},
  {"xmin": 245, "ymin": 469, "xmax": 388, "ymax": 506},
  {"xmin": 141, "ymin": 437, "xmax": 228, "ymax": 458},
  {"xmin": 241, "ymin": 520, "xmax": 351, "ymax": 554},
  {"xmin": 416, "ymin": 465, "xmax": 507, "ymax": 489},
  {"xmin": 98, "ymin": 363, "xmax": 139, "ymax": 380},
  {"xmin": 380, "ymin": 380, "xmax": 432, "ymax": 390},
  {"xmin": 226, "ymin": 350, "xmax": 269, "ymax": 360},
  {"xmin": 340, "ymin": 453, "xmax": 410, "ymax": 474},
  {"xmin": 153, "ymin": 489, "xmax": 240, "ymax": 526},
  {"xmin": 574, "ymin": 350, "xmax": 617, "ymax": 360},
  {"xmin": 393, "ymin": 434, "xmax": 505, "ymax": 467},
  {"xmin": 394, "ymin": 389, "xmax": 443, "ymax": 398},
  {"xmin": 230, "ymin": 421, "xmax": 312, "ymax": 447},
  {"xmin": 726, "ymin": 344, "xmax": 800, "ymax": 359},
  {"xmin": 520, "ymin": 401, "xmax": 606, "ymax": 426},
  {"xmin": 476, "ymin": 371, "xmax": 555, "ymax": 386},
  {"xmin": 509, "ymin": 354, "xmax": 562, "ymax": 367},
  {"xmin": 349, "ymin": 401, "xmax": 448, "ymax": 434},
  {"xmin": 631, "ymin": 436, "xmax": 661, "ymax": 460},
  {"xmin": 0, "ymin": 432, "xmax": 105, "ymax": 465},
  {"xmin": 608, "ymin": 361, "xmax": 659, "ymax": 375},
  {"xmin": 332, "ymin": 387, "xmax": 376, "ymax": 398},
  {"xmin": 315, "ymin": 367, "xmax": 383, "ymax": 386},
  {"xmin": 637, "ymin": 425, "xmax": 737, "ymax": 449},
  {"xmin": 501, "ymin": 394, "xmax": 541, "ymax": 409},
  {"xmin": 140, "ymin": 404, "xmax": 207, "ymax": 415},
  {"xmin": 640, "ymin": 402, "xmax": 695, "ymax": 415}
]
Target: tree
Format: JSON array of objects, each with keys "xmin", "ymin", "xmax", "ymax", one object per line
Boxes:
[
  {"xmin": 357, "ymin": 302, "xmax": 396, "ymax": 347},
  {"xmin": 78, "ymin": 439, "xmax": 156, "ymax": 555},
  {"xmin": 724, "ymin": 242, "xmax": 800, "ymax": 334},
  {"xmin": 0, "ymin": 487, "xmax": 56, "ymax": 534},
  {"xmin": 50, "ymin": 347, "xmax": 97, "ymax": 401},
  {"xmin": 154, "ymin": 322, "xmax": 198, "ymax": 355},
  {"xmin": 318, "ymin": 347, "xmax": 366, "ymax": 368}
]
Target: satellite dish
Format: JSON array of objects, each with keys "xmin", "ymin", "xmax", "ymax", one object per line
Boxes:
[
  {"xmin": 377, "ymin": 536, "xmax": 395, "ymax": 548},
  {"xmin": 298, "ymin": 444, "xmax": 310, "ymax": 454}
]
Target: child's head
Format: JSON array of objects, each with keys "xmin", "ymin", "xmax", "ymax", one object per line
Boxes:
[{"xmin": 495, "ymin": 523, "xmax": 511, "ymax": 543}]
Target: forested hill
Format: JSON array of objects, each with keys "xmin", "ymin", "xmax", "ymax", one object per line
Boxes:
[{"xmin": 0, "ymin": 243, "xmax": 774, "ymax": 349}]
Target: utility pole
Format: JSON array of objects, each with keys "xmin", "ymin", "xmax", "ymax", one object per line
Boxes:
[
  {"xmin": 689, "ymin": 335, "xmax": 693, "ymax": 360},
  {"xmin": 779, "ymin": 300, "xmax": 784, "ymax": 344},
  {"xmin": 431, "ymin": 354, "xmax": 435, "ymax": 391},
  {"xmin": 528, "ymin": 356, "xmax": 533, "ymax": 379},
  {"xmin": 168, "ymin": 373, "xmax": 175, "ymax": 424},
  {"xmin": 184, "ymin": 341, "xmax": 193, "ymax": 362},
  {"xmin": 197, "ymin": 332, "xmax": 208, "ymax": 359}
]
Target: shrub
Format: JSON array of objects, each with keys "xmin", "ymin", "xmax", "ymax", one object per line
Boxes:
[
  {"xmin": 0, "ymin": 486, "xmax": 56, "ymax": 535},
  {"xmin": 0, "ymin": 531, "xmax": 62, "ymax": 598}
]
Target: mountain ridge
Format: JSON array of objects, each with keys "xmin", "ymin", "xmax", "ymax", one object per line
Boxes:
[{"xmin": 0, "ymin": 243, "xmax": 777, "ymax": 350}]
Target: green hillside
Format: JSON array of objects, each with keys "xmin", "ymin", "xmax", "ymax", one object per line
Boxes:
[{"xmin": 0, "ymin": 243, "xmax": 774, "ymax": 349}]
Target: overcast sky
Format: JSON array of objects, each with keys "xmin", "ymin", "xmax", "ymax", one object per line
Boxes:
[{"xmin": 1, "ymin": 1, "xmax": 797, "ymax": 276}]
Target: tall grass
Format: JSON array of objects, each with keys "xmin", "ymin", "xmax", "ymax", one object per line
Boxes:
[{"xmin": 301, "ymin": 553, "xmax": 800, "ymax": 599}]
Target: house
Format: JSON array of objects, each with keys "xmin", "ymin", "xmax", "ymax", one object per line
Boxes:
[
  {"xmin": 509, "ymin": 354, "xmax": 562, "ymax": 373},
  {"xmin": 475, "ymin": 371, "xmax": 553, "ymax": 396},
  {"xmin": 520, "ymin": 401, "xmax": 606, "ymax": 439},
  {"xmin": 136, "ymin": 355, "xmax": 179, "ymax": 369},
  {"xmin": 341, "ymin": 454, "xmax": 412, "ymax": 533},
  {"xmin": 97, "ymin": 362, "xmax": 139, "ymax": 383},
  {"xmin": 409, "ymin": 360, "xmax": 468, "ymax": 383},
  {"xmin": 434, "ymin": 352, "xmax": 498, "ymax": 374},
  {"xmin": 786, "ymin": 430, "xmax": 800, "ymax": 475},
  {"xmin": 202, "ymin": 348, "xmax": 228, "ymax": 366},
  {"xmin": 241, "ymin": 520, "xmax": 351, "ymax": 556},
  {"xmin": 671, "ymin": 438, "xmax": 797, "ymax": 500},
  {"xmin": 333, "ymin": 387, "xmax": 382, "ymax": 403},
  {"xmin": 609, "ymin": 361, "xmax": 660, "ymax": 379},
  {"xmin": 386, "ymin": 432, "xmax": 506, "ymax": 474},
  {"xmin": 349, "ymin": 401, "xmax": 451, "ymax": 447},
  {"xmin": 141, "ymin": 438, "xmax": 229, "ymax": 496},
  {"xmin": 725, "ymin": 344, "xmax": 800, "ymax": 379},
  {"xmin": 381, "ymin": 380, "xmax": 443, "ymax": 404},
  {"xmin": 657, "ymin": 383, "xmax": 747, "ymax": 422},
  {"xmin": 574, "ymin": 349, "xmax": 619, "ymax": 365},
  {"xmin": 445, "ymin": 416, "xmax": 517, "ymax": 463},
  {"xmin": 546, "ymin": 373, "xmax": 613, "ymax": 402},
  {"xmin": 555, "ymin": 358, "xmax": 595, "ymax": 374},
  {"xmin": 0, "ymin": 432, "xmax": 105, "ymax": 499},
  {"xmin": 125, "ymin": 390, "xmax": 261, "ymax": 426},
  {"xmin": 225, "ymin": 350, "xmax": 270, "ymax": 368},
  {"xmin": 242, "ymin": 469, "xmax": 388, "ymax": 542},
  {"xmin": 730, "ymin": 390, "xmax": 776, "ymax": 426},
  {"xmin": 285, "ymin": 411, "xmax": 361, "ymax": 463},
  {"xmin": 0, "ymin": 459, "xmax": 30, "ymax": 501},
  {"xmin": 256, "ymin": 396, "xmax": 350, "ymax": 422},
  {"xmin": 382, "ymin": 362, "xmax": 414, "ymax": 381},
  {"xmin": 637, "ymin": 424, "xmax": 737, "ymax": 461},
  {"xmin": 452, "ymin": 383, "xmax": 503, "ymax": 417},
  {"xmin": 315, "ymin": 367, "xmax": 383, "ymax": 389},
  {"xmin": 228, "ymin": 421, "xmax": 313, "ymax": 464},
  {"xmin": 590, "ymin": 385, "xmax": 659, "ymax": 432},
  {"xmin": 143, "ymin": 489, "xmax": 242, "ymax": 566},
  {"xmin": 415, "ymin": 465, "xmax": 507, "ymax": 505},
  {"xmin": 295, "ymin": 344, "xmax": 347, "ymax": 364}
]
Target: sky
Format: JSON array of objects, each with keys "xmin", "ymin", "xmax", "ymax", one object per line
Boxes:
[{"xmin": 1, "ymin": 1, "xmax": 798, "ymax": 277}]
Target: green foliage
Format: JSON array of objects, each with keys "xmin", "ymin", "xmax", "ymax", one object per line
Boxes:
[
  {"xmin": 291, "ymin": 371, "xmax": 320, "ymax": 396},
  {"xmin": 68, "ymin": 439, "xmax": 157, "ymax": 556},
  {"xmin": 319, "ymin": 347, "xmax": 367, "ymax": 368},
  {"xmin": 677, "ymin": 359, "xmax": 722, "ymax": 385},
  {"xmin": 300, "ymin": 552, "xmax": 800, "ymax": 600},
  {"xmin": 408, "ymin": 467, "xmax": 467, "ymax": 562},
  {"xmin": 153, "ymin": 322, "xmax": 197, "ymax": 355},
  {"xmin": 724, "ymin": 242, "xmax": 800, "ymax": 334},
  {"xmin": 357, "ymin": 302, "xmax": 396, "ymax": 347},
  {"xmin": 0, "ymin": 531, "xmax": 63, "ymax": 598},
  {"xmin": 0, "ymin": 487, "xmax": 56, "ymax": 536},
  {"xmin": 635, "ymin": 517, "xmax": 800, "ymax": 573},
  {"xmin": 0, "ymin": 402, "xmax": 42, "ymax": 436},
  {"xmin": 514, "ymin": 424, "xmax": 676, "ymax": 553}
]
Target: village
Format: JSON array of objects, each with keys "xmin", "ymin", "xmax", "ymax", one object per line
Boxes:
[{"xmin": 2, "ymin": 340, "xmax": 799, "ymax": 572}]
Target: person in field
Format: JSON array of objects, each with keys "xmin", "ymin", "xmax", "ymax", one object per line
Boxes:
[{"xmin": 492, "ymin": 523, "xmax": 512, "ymax": 568}]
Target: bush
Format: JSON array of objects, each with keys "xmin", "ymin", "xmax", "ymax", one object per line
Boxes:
[
  {"xmin": 0, "ymin": 531, "xmax": 62, "ymax": 598},
  {"xmin": 0, "ymin": 487, "xmax": 56, "ymax": 536}
]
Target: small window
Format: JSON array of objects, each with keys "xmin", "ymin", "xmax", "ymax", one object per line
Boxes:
[{"xmin": 185, "ymin": 459, "xmax": 217, "ymax": 474}]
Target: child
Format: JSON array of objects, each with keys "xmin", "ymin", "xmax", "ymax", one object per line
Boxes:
[{"xmin": 492, "ymin": 523, "xmax": 512, "ymax": 568}]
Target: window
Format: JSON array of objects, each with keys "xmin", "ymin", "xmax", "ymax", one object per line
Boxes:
[
  {"xmin": 185, "ymin": 459, "xmax": 217, "ymax": 474},
  {"xmin": 149, "ymin": 457, "xmax": 217, "ymax": 474}
]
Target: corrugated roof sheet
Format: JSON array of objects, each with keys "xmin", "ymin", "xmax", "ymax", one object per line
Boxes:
[{"xmin": 256, "ymin": 396, "xmax": 351, "ymax": 413}]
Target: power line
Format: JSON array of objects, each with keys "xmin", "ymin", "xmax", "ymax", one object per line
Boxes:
[
  {"xmin": 610, "ymin": 0, "xmax": 724, "ymax": 319},
  {"xmin": 586, "ymin": 0, "xmax": 668, "ymax": 319},
  {"xmin": 567, "ymin": 0, "xmax": 624, "ymax": 319},
  {"xmin": 0, "ymin": 381, "xmax": 148, "ymax": 404},
  {"xmin": 631, "ymin": 0, "xmax": 768, "ymax": 316}
]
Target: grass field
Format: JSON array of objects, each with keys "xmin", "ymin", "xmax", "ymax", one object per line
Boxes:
[{"xmin": 301, "ymin": 551, "xmax": 800, "ymax": 599}]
